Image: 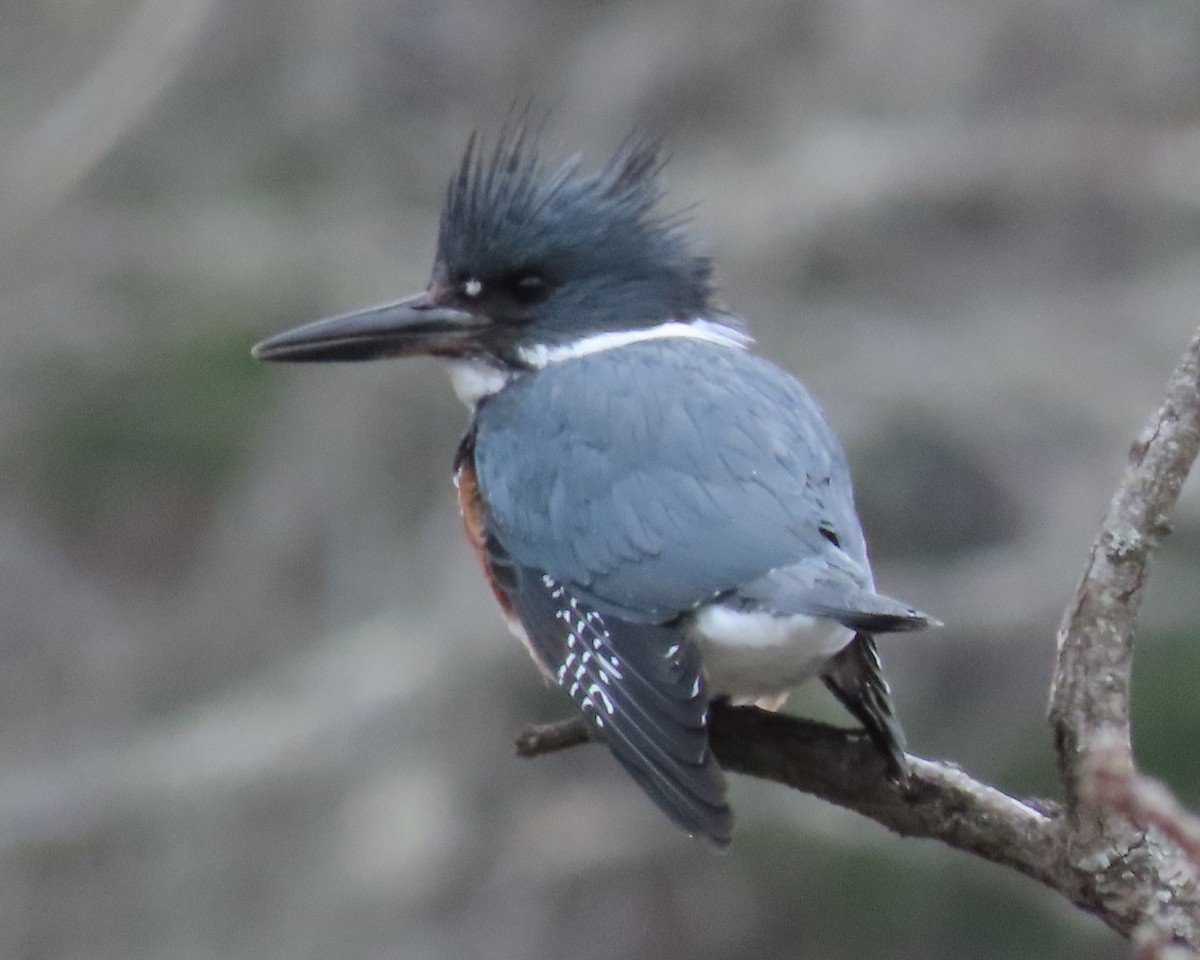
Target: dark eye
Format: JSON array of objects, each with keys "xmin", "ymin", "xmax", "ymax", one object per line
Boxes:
[{"xmin": 509, "ymin": 273, "xmax": 548, "ymax": 304}]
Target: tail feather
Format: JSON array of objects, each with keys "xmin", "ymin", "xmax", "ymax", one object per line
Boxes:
[
  {"xmin": 822, "ymin": 632, "xmax": 909, "ymax": 780},
  {"xmin": 735, "ymin": 563, "xmax": 939, "ymax": 634}
]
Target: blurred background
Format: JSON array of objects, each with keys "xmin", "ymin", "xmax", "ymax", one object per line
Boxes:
[{"xmin": 2, "ymin": 0, "xmax": 1200, "ymax": 957}]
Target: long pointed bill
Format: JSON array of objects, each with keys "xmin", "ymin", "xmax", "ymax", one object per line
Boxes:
[{"xmin": 251, "ymin": 292, "xmax": 484, "ymax": 363}]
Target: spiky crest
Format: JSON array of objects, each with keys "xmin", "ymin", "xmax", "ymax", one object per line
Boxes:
[{"xmin": 435, "ymin": 122, "xmax": 714, "ymax": 324}]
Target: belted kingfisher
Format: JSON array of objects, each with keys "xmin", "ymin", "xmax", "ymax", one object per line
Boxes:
[{"xmin": 253, "ymin": 127, "xmax": 936, "ymax": 847}]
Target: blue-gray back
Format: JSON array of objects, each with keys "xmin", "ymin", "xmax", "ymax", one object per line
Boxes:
[{"xmin": 473, "ymin": 338, "xmax": 871, "ymax": 622}]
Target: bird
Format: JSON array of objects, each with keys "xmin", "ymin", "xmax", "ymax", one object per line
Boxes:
[{"xmin": 253, "ymin": 124, "xmax": 937, "ymax": 848}]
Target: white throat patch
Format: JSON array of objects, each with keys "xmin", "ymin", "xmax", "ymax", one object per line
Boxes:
[{"xmin": 448, "ymin": 360, "xmax": 511, "ymax": 406}]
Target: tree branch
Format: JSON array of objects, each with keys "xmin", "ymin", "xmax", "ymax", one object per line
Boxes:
[
  {"xmin": 516, "ymin": 327, "xmax": 1200, "ymax": 945},
  {"xmin": 1081, "ymin": 730, "xmax": 1200, "ymax": 867},
  {"xmin": 1049, "ymin": 327, "xmax": 1200, "ymax": 806},
  {"xmin": 515, "ymin": 717, "xmax": 592, "ymax": 756},
  {"xmin": 517, "ymin": 707, "xmax": 1063, "ymax": 887}
]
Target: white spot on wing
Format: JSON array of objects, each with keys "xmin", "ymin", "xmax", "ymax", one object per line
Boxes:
[
  {"xmin": 542, "ymin": 575, "xmax": 631, "ymax": 721},
  {"xmin": 588, "ymin": 684, "xmax": 615, "ymax": 715}
]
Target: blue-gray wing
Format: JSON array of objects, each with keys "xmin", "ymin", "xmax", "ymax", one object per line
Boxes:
[
  {"xmin": 509, "ymin": 565, "xmax": 732, "ymax": 846},
  {"xmin": 473, "ymin": 339, "xmax": 871, "ymax": 622}
]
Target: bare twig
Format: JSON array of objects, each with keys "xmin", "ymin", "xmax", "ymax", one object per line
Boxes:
[
  {"xmin": 1049, "ymin": 327, "xmax": 1200, "ymax": 804},
  {"xmin": 1043, "ymin": 329, "xmax": 1200, "ymax": 943},
  {"xmin": 515, "ymin": 717, "xmax": 593, "ymax": 756},
  {"xmin": 518, "ymin": 706, "xmax": 1061, "ymax": 884},
  {"xmin": 1082, "ymin": 730, "xmax": 1200, "ymax": 868}
]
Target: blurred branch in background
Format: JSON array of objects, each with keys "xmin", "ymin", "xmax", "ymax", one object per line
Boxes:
[
  {"xmin": 521, "ymin": 325, "xmax": 1200, "ymax": 949},
  {"xmin": 0, "ymin": 0, "xmax": 215, "ymax": 245}
]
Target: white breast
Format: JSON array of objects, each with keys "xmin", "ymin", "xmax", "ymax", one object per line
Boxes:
[{"xmin": 690, "ymin": 604, "xmax": 854, "ymax": 700}]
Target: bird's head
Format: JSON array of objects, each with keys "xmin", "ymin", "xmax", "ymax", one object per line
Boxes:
[{"xmin": 253, "ymin": 127, "xmax": 743, "ymax": 388}]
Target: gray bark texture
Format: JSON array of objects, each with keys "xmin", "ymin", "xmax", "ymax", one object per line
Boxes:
[{"xmin": 518, "ymin": 326, "xmax": 1200, "ymax": 951}]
